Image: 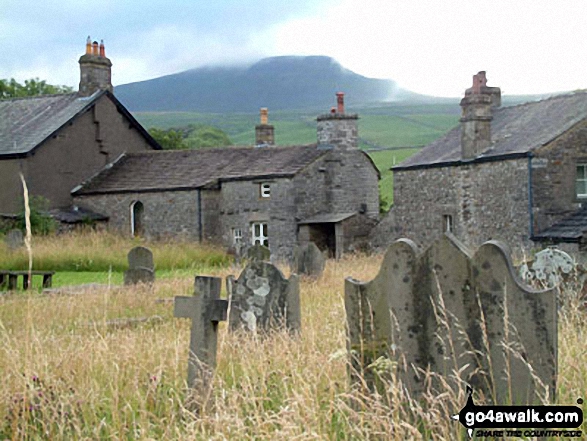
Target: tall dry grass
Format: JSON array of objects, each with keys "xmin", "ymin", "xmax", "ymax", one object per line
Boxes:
[{"xmin": 0, "ymin": 249, "xmax": 585, "ymax": 439}]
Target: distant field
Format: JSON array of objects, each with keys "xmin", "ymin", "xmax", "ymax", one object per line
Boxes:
[{"xmin": 133, "ymin": 105, "xmax": 459, "ymax": 205}]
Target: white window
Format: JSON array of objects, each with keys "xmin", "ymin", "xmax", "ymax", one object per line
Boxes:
[
  {"xmin": 577, "ymin": 164, "xmax": 587, "ymax": 198},
  {"xmin": 260, "ymin": 183, "xmax": 271, "ymax": 198},
  {"xmin": 443, "ymin": 215, "xmax": 453, "ymax": 233},
  {"xmin": 232, "ymin": 228, "xmax": 243, "ymax": 245},
  {"xmin": 251, "ymin": 222, "xmax": 268, "ymax": 246}
]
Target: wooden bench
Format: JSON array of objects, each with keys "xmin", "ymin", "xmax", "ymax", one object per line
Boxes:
[{"xmin": 0, "ymin": 270, "xmax": 55, "ymax": 290}]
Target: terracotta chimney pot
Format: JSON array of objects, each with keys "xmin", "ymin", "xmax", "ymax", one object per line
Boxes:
[
  {"xmin": 336, "ymin": 92, "xmax": 345, "ymax": 113},
  {"xmin": 99, "ymin": 40, "xmax": 105, "ymax": 57},
  {"xmin": 260, "ymin": 108, "xmax": 268, "ymax": 125}
]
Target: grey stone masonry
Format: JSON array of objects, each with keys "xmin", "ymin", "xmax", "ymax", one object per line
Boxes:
[
  {"xmin": 316, "ymin": 114, "xmax": 358, "ymax": 150},
  {"xmin": 345, "ymin": 234, "xmax": 557, "ymax": 404},
  {"xmin": 78, "ymin": 38, "xmax": 113, "ymax": 97},
  {"xmin": 124, "ymin": 246, "xmax": 155, "ymax": 285},
  {"xmin": 174, "ymin": 276, "xmax": 228, "ymax": 409},
  {"xmin": 227, "ymin": 261, "xmax": 301, "ymax": 333},
  {"xmin": 5, "ymin": 229, "xmax": 24, "ymax": 250}
]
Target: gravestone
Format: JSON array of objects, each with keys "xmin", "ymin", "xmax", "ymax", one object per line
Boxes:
[
  {"xmin": 227, "ymin": 261, "xmax": 300, "ymax": 333},
  {"xmin": 247, "ymin": 244, "xmax": 271, "ymax": 262},
  {"xmin": 293, "ymin": 242, "xmax": 325, "ymax": 278},
  {"xmin": 520, "ymin": 247, "xmax": 574, "ymax": 288},
  {"xmin": 174, "ymin": 276, "xmax": 228, "ymax": 409},
  {"xmin": 345, "ymin": 234, "xmax": 557, "ymax": 405},
  {"xmin": 5, "ymin": 229, "xmax": 24, "ymax": 250},
  {"xmin": 124, "ymin": 246, "xmax": 155, "ymax": 285}
]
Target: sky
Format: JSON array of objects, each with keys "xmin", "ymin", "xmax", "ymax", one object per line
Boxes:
[{"xmin": 1, "ymin": 0, "xmax": 586, "ymax": 98}]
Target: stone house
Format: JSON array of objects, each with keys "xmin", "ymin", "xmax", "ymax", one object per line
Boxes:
[
  {"xmin": 73, "ymin": 95, "xmax": 380, "ymax": 260},
  {"xmin": 0, "ymin": 38, "xmax": 159, "ymax": 221},
  {"xmin": 374, "ymin": 71, "xmax": 587, "ymax": 254}
]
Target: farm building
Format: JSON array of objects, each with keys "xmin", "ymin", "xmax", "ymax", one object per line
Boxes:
[
  {"xmin": 373, "ymin": 71, "xmax": 587, "ymax": 254},
  {"xmin": 0, "ymin": 38, "xmax": 159, "ymax": 221},
  {"xmin": 72, "ymin": 97, "xmax": 380, "ymax": 260}
]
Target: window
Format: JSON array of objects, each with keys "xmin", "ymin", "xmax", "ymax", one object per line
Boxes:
[
  {"xmin": 130, "ymin": 201, "xmax": 144, "ymax": 237},
  {"xmin": 232, "ymin": 228, "xmax": 243, "ymax": 245},
  {"xmin": 443, "ymin": 215, "xmax": 453, "ymax": 233},
  {"xmin": 251, "ymin": 222, "xmax": 268, "ymax": 246},
  {"xmin": 577, "ymin": 164, "xmax": 587, "ymax": 198},
  {"xmin": 260, "ymin": 183, "xmax": 271, "ymax": 198}
]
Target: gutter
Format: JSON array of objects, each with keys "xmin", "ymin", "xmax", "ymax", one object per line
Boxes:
[{"xmin": 528, "ymin": 153, "xmax": 535, "ymax": 239}]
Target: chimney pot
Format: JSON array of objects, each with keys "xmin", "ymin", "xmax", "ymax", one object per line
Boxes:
[
  {"xmin": 99, "ymin": 40, "xmax": 105, "ymax": 57},
  {"xmin": 336, "ymin": 92, "xmax": 345, "ymax": 113},
  {"xmin": 330, "ymin": 107, "xmax": 336, "ymax": 114},
  {"xmin": 260, "ymin": 107, "xmax": 268, "ymax": 125},
  {"xmin": 86, "ymin": 36, "xmax": 92, "ymax": 54},
  {"xmin": 92, "ymin": 41, "xmax": 99, "ymax": 56}
]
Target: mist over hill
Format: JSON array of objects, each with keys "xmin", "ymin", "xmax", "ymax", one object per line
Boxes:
[{"xmin": 115, "ymin": 56, "xmax": 417, "ymax": 113}]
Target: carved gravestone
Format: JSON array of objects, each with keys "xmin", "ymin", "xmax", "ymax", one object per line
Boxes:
[
  {"xmin": 345, "ymin": 234, "xmax": 557, "ymax": 405},
  {"xmin": 227, "ymin": 261, "xmax": 300, "ymax": 333},
  {"xmin": 247, "ymin": 244, "xmax": 271, "ymax": 262},
  {"xmin": 293, "ymin": 242, "xmax": 325, "ymax": 278},
  {"xmin": 5, "ymin": 229, "xmax": 24, "ymax": 250},
  {"xmin": 124, "ymin": 246, "xmax": 155, "ymax": 285},
  {"xmin": 520, "ymin": 247, "xmax": 574, "ymax": 288},
  {"xmin": 174, "ymin": 276, "xmax": 228, "ymax": 410}
]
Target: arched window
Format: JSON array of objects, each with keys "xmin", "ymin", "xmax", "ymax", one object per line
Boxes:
[{"xmin": 130, "ymin": 201, "xmax": 144, "ymax": 237}]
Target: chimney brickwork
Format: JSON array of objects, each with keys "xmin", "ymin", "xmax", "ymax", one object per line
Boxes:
[
  {"xmin": 255, "ymin": 108, "xmax": 275, "ymax": 146},
  {"xmin": 460, "ymin": 71, "xmax": 501, "ymax": 159},
  {"xmin": 316, "ymin": 92, "xmax": 358, "ymax": 150},
  {"xmin": 79, "ymin": 36, "xmax": 113, "ymax": 97}
]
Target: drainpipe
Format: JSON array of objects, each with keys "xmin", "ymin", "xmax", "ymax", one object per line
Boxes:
[
  {"xmin": 197, "ymin": 189, "xmax": 203, "ymax": 242},
  {"xmin": 527, "ymin": 153, "xmax": 534, "ymax": 238}
]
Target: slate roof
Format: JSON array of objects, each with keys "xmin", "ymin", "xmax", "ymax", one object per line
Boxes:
[
  {"xmin": 395, "ymin": 90, "xmax": 587, "ymax": 170},
  {"xmin": 0, "ymin": 90, "xmax": 159, "ymax": 157},
  {"xmin": 533, "ymin": 207, "xmax": 587, "ymax": 242},
  {"xmin": 73, "ymin": 145, "xmax": 328, "ymax": 195}
]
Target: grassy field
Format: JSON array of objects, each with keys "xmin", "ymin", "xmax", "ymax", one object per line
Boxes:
[{"xmin": 0, "ymin": 233, "xmax": 585, "ymax": 439}]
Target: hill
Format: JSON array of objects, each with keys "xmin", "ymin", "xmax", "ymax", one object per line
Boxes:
[{"xmin": 115, "ymin": 56, "xmax": 416, "ymax": 113}]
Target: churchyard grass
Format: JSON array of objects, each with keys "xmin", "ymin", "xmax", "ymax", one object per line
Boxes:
[{"xmin": 0, "ymin": 235, "xmax": 585, "ymax": 439}]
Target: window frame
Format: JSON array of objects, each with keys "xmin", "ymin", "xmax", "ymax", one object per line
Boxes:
[
  {"xmin": 232, "ymin": 228, "xmax": 243, "ymax": 246},
  {"xmin": 259, "ymin": 182, "xmax": 271, "ymax": 198},
  {"xmin": 251, "ymin": 222, "xmax": 268, "ymax": 246},
  {"xmin": 576, "ymin": 163, "xmax": 587, "ymax": 199}
]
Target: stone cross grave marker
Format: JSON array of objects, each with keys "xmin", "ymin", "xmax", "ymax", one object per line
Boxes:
[
  {"xmin": 227, "ymin": 261, "xmax": 301, "ymax": 333},
  {"xmin": 293, "ymin": 242, "xmax": 325, "ymax": 278},
  {"xmin": 5, "ymin": 229, "xmax": 24, "ymax": 250},
  {"xmin": 345, "ymin": 234, "xmax": 557, "ymax": 405},
  {"xmin": 124, "ymin": 246, "xmax": 155, "ymax": 285},
  {"xmin": 247, "ymin": 244, "xmax": 271, "ymax": 262},
  {"xmin": 174, "ymin": 276, "xmax": 228, "ymax": 408}
]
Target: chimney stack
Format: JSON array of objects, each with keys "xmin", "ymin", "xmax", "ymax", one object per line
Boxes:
[
  {"xmin": 460, "ymin": 71, "xmax": 501, "ymax": 159},
  {"xmin": 255, "ymin": 107, "xmax": 275, "ymax": 146},
  {"xmin": 78, "ymin": 36, "xmax": 113, "ymax": 97},
  {"xmin": 316, "ymin": 92, "xmax": 358, "ymax": 150}
]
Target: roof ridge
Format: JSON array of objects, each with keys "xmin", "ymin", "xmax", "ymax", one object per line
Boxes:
[
  {"xmin": 499, "ymin": 89, "xmax": 587, "ymax": 111},
  {"xmin": 0, "ymin": 92, "xmax": 78, "ymax": 103}
]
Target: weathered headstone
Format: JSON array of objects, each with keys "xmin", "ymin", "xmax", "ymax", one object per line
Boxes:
[
  {"xmin": 247, "ymin": 244, "xmax": 271, "ymax": 262},
  {"xmin": 5, "ymin": 229, "xmax": 24, "ymax": 250},
  {"xmin": 227, "ymin": 261, "xmax": 300, "ymax": 333},
  {"xmin": 519, "ymin": 247, "xmax": 574, "ymax": 288},
  {"xmin": 174, "ymin": 276, "xmax": 228, "ymax": 409},
  {"xmin": 124, "ymin": 246, "xmax": 155, "ymax": 285},
  {"xmin": 345, "ymin": 234, "xmax": 557, "ymax": 405},
  {"xmin": 293, "ymin": 242, "xmax": 325, "ymax": 278}
]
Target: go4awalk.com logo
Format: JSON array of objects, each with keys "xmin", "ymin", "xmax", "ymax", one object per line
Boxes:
[{"xmin": 451, "ymin": 387, "xmax": 583, "ymax": 438}]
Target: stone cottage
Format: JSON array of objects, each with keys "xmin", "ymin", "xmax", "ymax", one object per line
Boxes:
[
  {"xmin": 73, "ymin": 94, "xmax": 380, "ymax": 260},
  {"xmin": 374, "ymin": 71, "xmax": 587, "ymax": 254},
  {"xmin": 0, "ymin": 38, "xmax": 159, "ymax": 221}
]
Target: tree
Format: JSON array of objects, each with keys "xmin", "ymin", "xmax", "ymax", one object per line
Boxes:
[
  {"xmin": 0, "ymin": 78, "xmax": 73, "ymax": 99},
  {"xmin": 148, "ymin": 125, "xmax": 232, "ymax": 150}
]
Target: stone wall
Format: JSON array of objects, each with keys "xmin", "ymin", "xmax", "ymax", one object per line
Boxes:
[
  {"xmin": 75, "ymin": 190, "xmax": 200, "ymax": 239},
  {"xmin": 532, "ymin": 118, "xmax": 587, "ymax": 234},
  {"xmin": 1, "ymin": 94, "xmax": 154, "ymax": 214},
  {"xmin": 377, "ymin": 158, "xmax": 530, "ymax": 252},
  {"xmin": 316, "ymin": 115, "xmax": 358, "ymax": 150}
]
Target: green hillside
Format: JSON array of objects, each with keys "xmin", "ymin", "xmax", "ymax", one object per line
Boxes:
[{"xmin": 133, "ymin": 104, "xmax": 459, "ymax": 206}]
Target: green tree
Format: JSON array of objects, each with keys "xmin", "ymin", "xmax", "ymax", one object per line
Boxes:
[
  {"xmin": 148, "ymin": 125, "xmax": 232, "ymax": 150},
  {"xmin": 0, "ymin": 78, "xmax": 73, "ymax": 99},
  {"xmin": 16, "ymin": 196, "xmax": 56, "ymax": 235}
]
